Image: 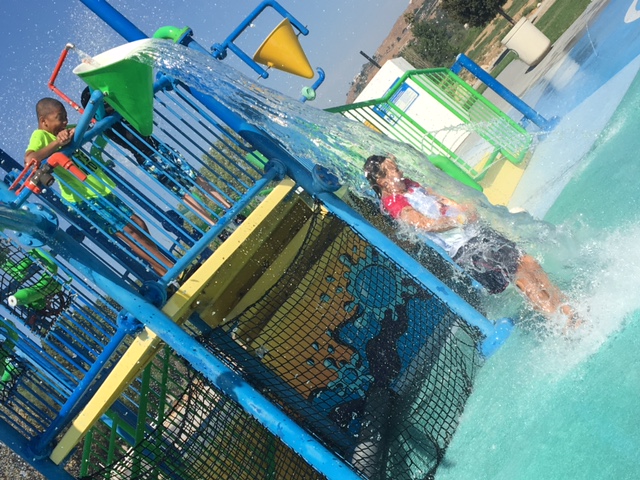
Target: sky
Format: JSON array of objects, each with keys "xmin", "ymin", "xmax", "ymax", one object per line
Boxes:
[{"xmin": 0, "ymin": 0, "xmax": 411, "ymax": 163}]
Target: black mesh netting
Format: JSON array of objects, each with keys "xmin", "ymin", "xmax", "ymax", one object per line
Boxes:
[
  {"xmin": 0, "ymin": 239, "xmax": 72, "ymax": 336},
  {"xmin": 85, "ymin": 352, "xmax": 324, "ymax": 480},
  {"xmin": 85, "ymin": 207, "xmax": 483, "ymax": 480},
  {"xmin": 215, "ymin": 208, "xmax": 484, "ymax": 479}
]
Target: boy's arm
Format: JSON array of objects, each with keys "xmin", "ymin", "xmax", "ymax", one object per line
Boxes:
[{"xmin": 24, "ymin": 128, "xmax": 76, "ymax": 167}]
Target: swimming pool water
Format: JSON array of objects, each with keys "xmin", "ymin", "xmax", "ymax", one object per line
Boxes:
[{"xmin": 437, "ymin": 1, "xmax": 640, "ymax": 478}]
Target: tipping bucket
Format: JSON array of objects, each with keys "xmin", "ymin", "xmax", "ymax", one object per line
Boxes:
[
  {"xmin": 253, "ymin": 19, "xmax": 314, "ymax": 78},
  {"xmin": 73, "ymin": 39, "xmax": 155, "ymax": 135}
]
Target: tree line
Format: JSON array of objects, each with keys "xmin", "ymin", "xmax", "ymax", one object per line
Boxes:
[
  {"xmin": 348, "ymin": 0, "xmax": 512, "ymax": 98},
  {"xmin": 403, "ymin": 0, "xmax": 512, "ymax": 68}
]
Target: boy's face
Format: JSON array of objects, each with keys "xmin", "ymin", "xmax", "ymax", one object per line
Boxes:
[{"xmin": 41, "ymin": 107, "xmax": 68, "ymax": 135}]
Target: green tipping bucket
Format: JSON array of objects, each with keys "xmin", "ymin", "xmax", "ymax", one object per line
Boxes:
[{"xmin": 73, "ymin": 39, "xmax": 155, "ymax": 136}]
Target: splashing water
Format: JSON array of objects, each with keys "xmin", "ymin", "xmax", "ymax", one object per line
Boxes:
[
  {"xmin": 132, "ymin": 42, "xmax": 480, "ymax": 190},
  {"xmin": 129, "ymin": 39, "xmax": 589, "ymax": 318},
  {"xmin": 71, "ymin": 46, "xmax": 102, "ymax": 68},
  {"xmin": 128, "ymin": 38, "xmax": 639, "ymax": 345},
  {"xmin": 134, "ymin": 41, "xmax": 572, "ymax": 225}
]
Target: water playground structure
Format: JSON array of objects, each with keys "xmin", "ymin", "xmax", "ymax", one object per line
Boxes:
[{"xmin": 0, "ymin": 0, "xmax": 570, "ymax": 478}]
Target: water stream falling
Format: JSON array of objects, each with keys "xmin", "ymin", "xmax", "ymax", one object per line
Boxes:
[{"xmin": 134, "ymin": 39, "xmax": 582, "ymax": 312}]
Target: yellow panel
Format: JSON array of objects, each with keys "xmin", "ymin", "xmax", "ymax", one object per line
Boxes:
[
  {"xmin": 225, "ymin": 216, "xmax": 313, "ymax": 324},
  {"xmin": 480, "ymin": 160, "xmax": 527, "ymax": 206},
  {"xmin": 50, "ymin": 328, "xmax": 162, "ymax": 464},
  {"xmin": 175, "ymin": 182, "xmax": 313, "ymax": 328},
  {"xmin": 162, "ymin": 178, "xmax": 298, "ymax": 322}
]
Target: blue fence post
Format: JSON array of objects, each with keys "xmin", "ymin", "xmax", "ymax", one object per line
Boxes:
[{"xmin": 451, "ymin": 53, "xmax": 558, "ymax": 131}]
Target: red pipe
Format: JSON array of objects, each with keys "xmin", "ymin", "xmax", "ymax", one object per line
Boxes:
[
  {"xmin": 48, "ymin": 43, "xmax": 85, "ymax": 115},
  {"xmin": 9, "ymin": 160, "xmax": 38, "ymax": 193},
  {"xmin": 48, "ymin": 152, "xmax": 87, "ymax": 182},
  {"xmin": 14, "ymin": 153, "xmax": 87, "ymax": 196}
]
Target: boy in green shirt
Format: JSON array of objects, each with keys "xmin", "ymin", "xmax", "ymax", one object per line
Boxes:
[{"xmin": 25, "ymin": 98, "xmax": 174, "ymax": 276}]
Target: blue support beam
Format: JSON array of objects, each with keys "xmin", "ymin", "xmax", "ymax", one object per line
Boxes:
[{"xmin": 451, "ymin": 53, "xmax": 559, "ymax": 131}]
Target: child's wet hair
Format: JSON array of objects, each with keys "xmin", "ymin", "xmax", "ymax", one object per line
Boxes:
[
  {"xmin": 363, "ymin": 155, "xmax": 389, "ymax": 197},
  {"xmin": 35, "ymin": 98, "xmax": 65, "ymax": 120}
]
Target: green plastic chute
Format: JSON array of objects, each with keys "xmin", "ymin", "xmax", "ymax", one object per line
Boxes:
[{"xmin": 73, "ymin": 39, "xmax": 155, "ymax": 136}]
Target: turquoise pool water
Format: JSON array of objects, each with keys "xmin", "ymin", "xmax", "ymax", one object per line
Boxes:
[{"xmin": 438, "ymin": 1, "xmax": 640, "ymax": 478}]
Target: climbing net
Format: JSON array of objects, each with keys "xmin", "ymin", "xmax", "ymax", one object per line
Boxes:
[{"xmin": 84, "ymin": 208, "xmax": 483, "ymax": 479}]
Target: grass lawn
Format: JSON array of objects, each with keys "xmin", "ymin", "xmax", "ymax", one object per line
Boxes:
[{"xmin": 535, "ymin": 0, "xmax": 594, "ymax": 42}]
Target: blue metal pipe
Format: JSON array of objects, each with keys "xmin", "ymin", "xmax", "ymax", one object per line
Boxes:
[
  {"xmin": 18, "ymin": 340, "xmax": 78, "ymax": 391},
  {"xmin": 78, "ymin": 0, "xmax": 147, "ymax": 41},
  {"xmin": 84, "ymin": 266, "xmax": 362, "ymax": 480},
  {"xmin": 28, "ymin": 312, "xmax": 142, "ymax": 457},
  {"xmin": 239, "ymin": 127, "xmax": 331, "ymax": 196},
  {"xmin": 451, "ymin": 53, "xmax": 557, "ymax": 131},
  {"xmin": 72, "ymin": 89, "xmax": 105, "ymax": 148},
  {"xmin": 300, "ymin": 67, "xmax": 326, "ymax": 102},
  {"xmin": 47, "ymin": 226, "xmax": 137, "ymax": 294}
]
